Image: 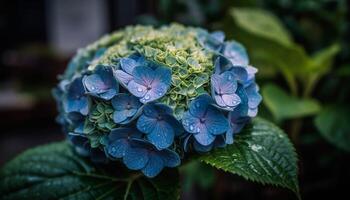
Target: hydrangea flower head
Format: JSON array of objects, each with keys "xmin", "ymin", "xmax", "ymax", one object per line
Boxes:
[{"xmin": 53, "ymin": 24, "xmax": 262, "ymax": 178}]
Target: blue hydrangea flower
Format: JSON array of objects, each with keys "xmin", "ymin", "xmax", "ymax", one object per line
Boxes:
[
  {"xmin": 115, "ymin": 54, "xmax": 146, "ymax": 87},
  {"xmin": 214, "ymin": 55, "xmax": 258, "ymax": 86},
  {"xmin": 127, "ymin": 65, "xmax": 171, "ymax": 104},
  {"xmin": 63, "ymin": 76, "xmax": 90, "ymax": 115},
  {"xmin": 83, "ymin": 65, "xmax": 119, "ymax": 100},
  {"xmin": 68, "ymin": 133, "xmax": 108, "ymax": 163},
  {"xmin": 66, "ymin": 112, "xmax": 86, "ymax": 134},
  {"xmin": 245, "ymin": 82, "xmax": 262, "ymax": 117},
  {"xmin": 122, "ymin": 139, "xmax": 180, "ymax": 178},
  {"xmin": 220, "ymin": 41, "xmax": 249, "ymax": 66},
  {"xmin": 111, "ymin": 93, "xmax": 142, "ymax": 124},
  {"xmin": 182, "ymin": 94, "xmax": 229, "ymax": 146},
  {"xmin": 137, "ymin": 103, "xmax": 183, "ymax": 150},
  {"xmin": 105, "ymin": 128, "xmax": 143, "ymax": 159},
  {"xmin": 211, "ymin": 71, "xmax": 241, "ymax": 111},
  {"xmin": 197, "ymin": 30, "xmax": 225, "ymax": 51}
]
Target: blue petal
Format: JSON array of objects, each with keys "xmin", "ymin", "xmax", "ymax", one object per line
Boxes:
[
  {"xmin": 108, "ymin": 128, "xmax": 142, "ymax": 141},
  {"xmin": 115, "ymin": 70, "xmax": 133, "ymax": 87},
  {"xmin": 193, "ymin": 127, "xmax": 216, "ymax": 146},
  {"xmin": 83, "ymin": 66, "xmax": 118, "ymax": 100},
  {"xmin": 107, "ymin": 139, "xmax": 129, "ymax": 159},
  {"xmin": 246, "ymin": 83, "xmax": 262, "ymax": 109},
  {"xmin": 111, "ymin": 94, "xmax": 129, "ymax": 110},
  {"xmin": 182, "ymin": 112, "xmax": 201, "ymax": 134},
  {"xmin": 132, "ymin": 65, "xmax": 155, "ymax": 86},
  {"xmin": 163, "ymin": 115, "xmax": 184, "ymax": 136},
  {"xmin": 63, "ymin": 95, "xmax": 90, "ymax": 115},
  {"xmin": 141, "ymin": 153, "xmax": 164, "ymax": 178},
  {"xmin": 221, "ymin": 41, "xmax": 249, "ymax": 66},
  {"xmin": 160, "ymin": 149, "xmax": 180, "ymax": 167},
  {"xmin": 221, "ymin": 94, "xmax": 241, "ymax": 107},
  {"xmin": 248, "ymin": 107, "xmax": 258, "ymax": 117},
  {"xmin": 210, "ymin": 31, "xmax": 225, "ymax": 42},
  {"xmin": 231, "ymin": 66, "xmax": 249, "ymax": 84},
  {"xmin": 99, "ymin": 89, "xmax": 117, "ymax": 100},
  {"xmin": 235, "ymin": 85, "xmax": 249, "ymax": 116},
  {"xmin": 137, "ymin": 115, "xmax": 157, "ymax": 134},
  {"xmin": 189, "ymin": 94, "xmax": 213, "ymax": 118},
  {"xmin": 197, "ymin": 30, "xmax": 223, "ymax": 51},
  {"xmin": 113, "ymin": 110, "xmax": 128, "ymax": 123},
  {"xmin": 147, "ymin": 122, "xmax": 175, "ymax": 150},
  {"xmin": 205, "ymin": 106, "xmax": 229, "ymax": 135},
  {"xmin": 214, "ymin": 55, "xmax": 234, "ymax": 74},
  {"xmin": 120, "ymin": 57, "xmax": 137, "ymax": 74},
  {"xmin": 128, "ymin": 80, "xmax": 147, "ymax": 98},
  {"xmin": 154, "ymin": 66, "xmax": 172, "ymax": 87},
  {"xmin": 123, "ymin": 147, "xmax": 149, "ymax": 170},
  {"xmin": 143, "ymin": 103, "xmax": 173, "ymax": 118},
  {"xmin": 211, "ymin": 72, "xmax": 238, "ymax": 95}
]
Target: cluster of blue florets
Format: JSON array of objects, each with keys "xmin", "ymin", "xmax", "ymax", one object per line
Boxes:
[{"xmin": 53, "ymin": 25, "xmax": 262, "ymax": 178}]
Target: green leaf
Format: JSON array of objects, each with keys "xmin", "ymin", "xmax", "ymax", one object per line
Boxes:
[
  {"xmin": 0, "ymin": 141, "xmax": 180, "ymax": 200},
  {"xmin": 315, "ymin": 106, "xmax": 350, "ymax": 152},
  {"xmin": 309, "ymin": 44, "xmax": 340, "ymax": 74},
  {"xmin": 263, "ymin": 84, "xmax": 321, "ymax": 121},
  {"xmin": 229, "ymin": 8, "xmax": 310, "ymax": 94},
  {"xmin": 200, "ymin": 118, "xmax": 300, "ymax": 198},
  {"xmin": 231, "ymin": 8, "xmax": 293, "ymax": 46}
]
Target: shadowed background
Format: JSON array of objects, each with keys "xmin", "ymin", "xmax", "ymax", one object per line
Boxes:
[{"xmin": 0, "ymin": 0, "xmax": 349, "ymax": 199}]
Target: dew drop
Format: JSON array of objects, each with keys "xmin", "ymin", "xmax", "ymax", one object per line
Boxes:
[
  {"xmin": 196, "ymin": 127, "xmax": 201, "ymax": 132},
  {"xmin": 137, "ymin": 87, "xmax": 143, "ymax": 92},
  {"xmin": 189, "ymin": 125, "xmax": 194, "ymax": 131},
  {"xmin": 144, "ymin": 94, "xmax": 150, "ymax": 100},
  {"xmin": 227, "ymin": 74, "xmax": 233, "ymax": 81}
]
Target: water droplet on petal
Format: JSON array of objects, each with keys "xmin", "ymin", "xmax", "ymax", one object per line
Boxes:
[
  {"xmin": 227, "ymin": 74, "xmax": 233, "ymax": 81},
  {"xmin": 137, "ymin": 87, "xmax": 143, "ymax": 92},
  {"xmin": 189, "ymin": 125, "xmax": 194, "ymax": 131},
  {"xmin": 144, "ymin": 94, "xmax": 150, "ymax": 100},
  {"xmin": 196, "ymin": 127, "xmax": 201, "ymax": 133}
]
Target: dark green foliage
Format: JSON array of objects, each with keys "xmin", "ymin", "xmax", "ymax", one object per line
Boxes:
[
  {"xmin": 0, "ymin": 142, "xmax": 180, "ymax": 200},
  {"xmin": 200, "ymin": 118, "xmax": 300, "ymax": 198}
]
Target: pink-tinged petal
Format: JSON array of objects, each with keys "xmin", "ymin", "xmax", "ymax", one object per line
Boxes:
[
  {"xmin": 221, "ymin": 94, "xmax": 241, "ymax": 107},
  {"xmin": 132, "ymin": 66, "xmax": 155, "ymax": 86},
  {"xmin": 128, "ymin": 80, "xmax": 147, "ymax": 98},
  {"xmin": 214, "ymin": 95, "xmax": 226, "ymax": 107},
  {"xmin": 120, "ymin": 57, "xmax": 137, "ymax": 74},
  {"xmin": 115, "ymin": 70, "xmax": 133, "ymax": 86}
]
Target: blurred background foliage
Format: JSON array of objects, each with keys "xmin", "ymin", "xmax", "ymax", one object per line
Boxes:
[{"xmin": 0, "ymin": 0, "xmax": 349, "ymax": 199}]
